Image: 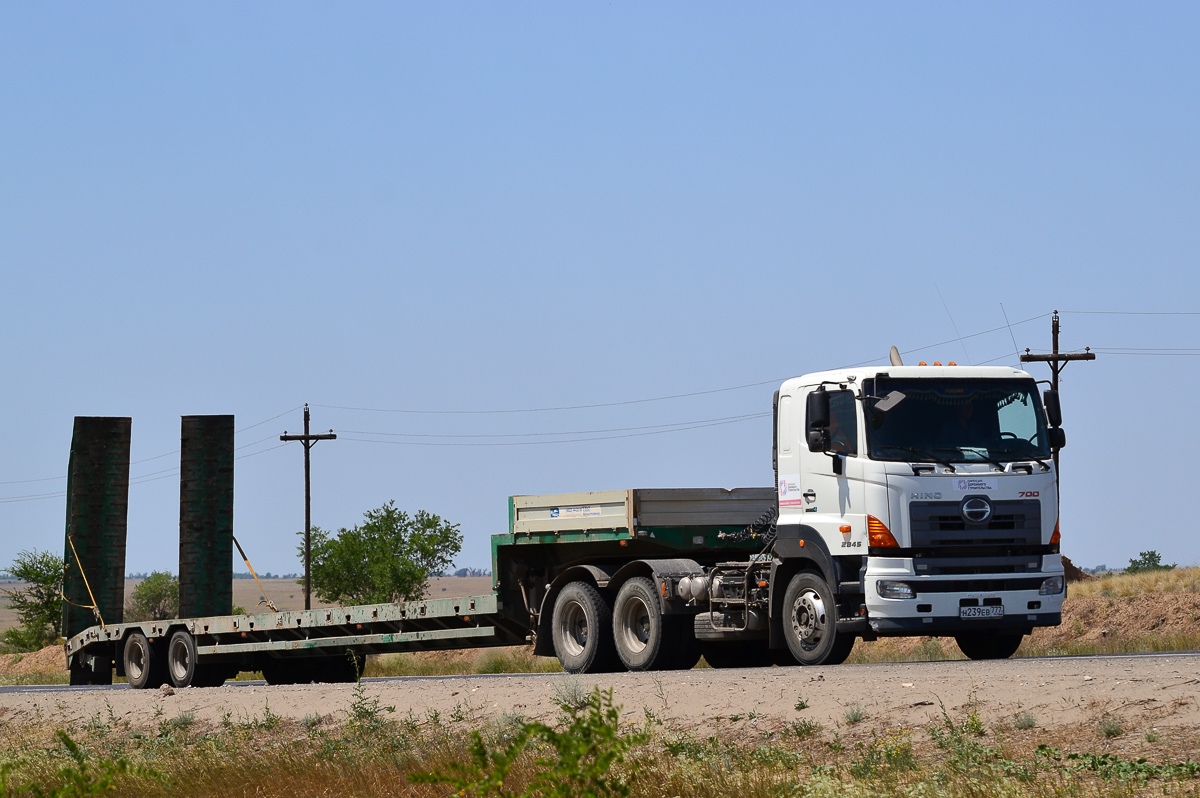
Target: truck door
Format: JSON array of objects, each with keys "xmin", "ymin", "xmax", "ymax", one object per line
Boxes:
[{"xmin": 799, "ymin": 388, "xmax": 867, "ymax": 551}]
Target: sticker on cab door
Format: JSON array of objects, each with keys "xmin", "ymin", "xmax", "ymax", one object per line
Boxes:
[
  {"xmin": 955, "ymin": 478, "xmax": 996, "ymax": 492},
  {"xmin": 779, "ymin": 478, "xmax": 803, "ymax": 507}
]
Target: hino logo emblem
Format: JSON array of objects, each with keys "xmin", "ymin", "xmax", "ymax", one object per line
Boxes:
[{"xmin": 961, "ymin": 497, "xmax": 992, "ymax": 524}]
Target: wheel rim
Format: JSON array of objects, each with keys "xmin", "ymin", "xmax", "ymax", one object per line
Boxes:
[
  {"xmin": 789, "ymin": 588, "xmax": 827, "ymax": 652},
  {"xmin": 127, "ymin": 640, "xmax": 146, "ymax": 682},
  {"xmin": 557, "ymin": 600, "xmax": 589, "ymax": 658},
  {"xmin": 169, "ymin": 637, "xmax": 190, "ymax": 683},
  {"xmin": 616, "ymin": 595, "xmax": 651, "ymax": 655}
]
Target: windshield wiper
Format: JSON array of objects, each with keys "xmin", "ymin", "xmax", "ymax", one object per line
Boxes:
[
  {"xmin": 988, "ymin": 448, "xmax": 1051, "ymax": 470},
  {"xmin": 934, "ymin": 447, "xmax": 1006, "ymax": 472},
  {"xmin": 878, "ymin": 446, "xmax": 956, "ymax": 472}
]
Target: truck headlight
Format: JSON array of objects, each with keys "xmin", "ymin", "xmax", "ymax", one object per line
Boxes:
[
  {"xmin": 1039, "ymin": 576, "xmax": 1065, "ymax": 595},
  {"xmin": 876, "ymin": 580, "xmax": 915, "ymax": 599}
]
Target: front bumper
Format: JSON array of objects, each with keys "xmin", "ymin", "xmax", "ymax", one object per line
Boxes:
[{"xmin": 864, "ymin": 555, "xmax": 1065, "ymax": 636}]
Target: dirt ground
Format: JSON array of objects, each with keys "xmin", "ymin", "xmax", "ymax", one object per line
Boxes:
[{"xmin": 1, "ymin": 654, "xmax": 1197, "ymax": 750}]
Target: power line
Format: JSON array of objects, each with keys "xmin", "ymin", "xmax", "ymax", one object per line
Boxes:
[
  {"xmin": 340, "ymin": 412, "xmax": 768, "ymax": 440},
  {"xmin": 0, "ymin": 410, "xmax": 301, "ymax": 501},
  {"xmin": 314, "ymin": 379, "xmax": 785, "ymax": 416},
  {"xmin": 1061, "ymin": 311, "xmax": 1200, "ymax": 316},
  {"xmin": 341, "ymin": 413, "xmax": 765, "ymax": 448}
]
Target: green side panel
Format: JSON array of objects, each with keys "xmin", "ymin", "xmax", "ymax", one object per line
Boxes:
[
  {"xmin": 178, "ymin": 415, "xmax": 234, "ymax": 619},
  {"xmin": 62, "ymin": 417, "xmax": 131, "ymax": 639}
]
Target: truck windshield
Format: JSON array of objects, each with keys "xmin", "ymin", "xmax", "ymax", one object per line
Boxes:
[{"xmin": 865, "ymin": 378, "xmax": 1051, "ymax": 463}]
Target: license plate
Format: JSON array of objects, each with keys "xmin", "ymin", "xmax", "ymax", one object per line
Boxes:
[{"xmin": 960, "ymin": 605, "xmax": 1004, "ymax": 619}]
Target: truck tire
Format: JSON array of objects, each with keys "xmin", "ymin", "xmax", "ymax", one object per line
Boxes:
[
  {"xmin": 693, "ymin": 612, "xmax": 771, "ymax": 668},
  {"xmin": 663, "ymin": 617, "xmax": 702, "ymax": 670},
  {"xmin": 955, "ymin": 632, "xmax": 1023, "ymax": 660},
  {"xmin": 552, "ymin": 581, "xmax": 617, "ymax": 674},
  {"xmin": 612, "ymin": 577, "xmax": 673, "ymax": 671},
  {"xmin": 123, "ymin": 632, "xmax": 166, "ymax": 689},
  {"xmin": 781, "ymin": 572, "xmax": 855, "ymax": 666}
]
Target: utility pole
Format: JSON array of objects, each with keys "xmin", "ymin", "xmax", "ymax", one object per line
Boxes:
[
  {"xmin": 281, "ymin": 404, "xmax": 336, "ymax": 610},
  {"xmin": 1020, "ymin": 310, "xmax": 1095, "ymax": 483}
]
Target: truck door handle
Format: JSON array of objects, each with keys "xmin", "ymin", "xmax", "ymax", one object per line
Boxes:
[{"xmin": 802, "ymin": 490, "xmax": 816, "ymax": 502}]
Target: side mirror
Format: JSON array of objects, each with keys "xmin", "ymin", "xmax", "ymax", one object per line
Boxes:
[
  {"xmin": 1047, "ymin": 427, "xmax": 1066, "ymax": 450},
  {"xmin": 806, "ymin": 389, "xmax": 830, "ymax": 453},
  {"xmin": 1043, "ymin": 389, "xmax": 1063, "ymax": 428}
]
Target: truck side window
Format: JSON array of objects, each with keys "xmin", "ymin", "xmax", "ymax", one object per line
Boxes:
[{"xmin": 827, "ymin": 391, "xmax": 858, "ymax": 455}]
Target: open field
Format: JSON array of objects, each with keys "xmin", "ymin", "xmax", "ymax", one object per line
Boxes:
[{"xmin": 0, "ymin": 575, "xmax": 493, "ymax": 632}]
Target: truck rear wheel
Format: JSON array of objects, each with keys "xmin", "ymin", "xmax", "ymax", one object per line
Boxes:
[
  {"xmin": 955, "ymin": 632, "xmax": 1023, "ymax": 660},
  {"xmin": 123, "ymin": 632, "xmax": 166, "ymax": 689},
  {"xmin": 551, "ymin": 581, "xmax": 617, "ymax": 674},
  {"xmin": 782, "ymin": 573, "xmax": 855, "ymax": 666},
  {"xmin": 613, "ymin": 577, "xmax": 673, "ymax": 671}
]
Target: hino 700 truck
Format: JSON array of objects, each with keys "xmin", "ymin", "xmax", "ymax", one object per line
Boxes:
[{"xmin": 64, "ymin": 361, "xmax": 1067, "ymax": 686}]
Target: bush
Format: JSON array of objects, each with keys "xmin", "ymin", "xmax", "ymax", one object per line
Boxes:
[
  {"xmin": 124, "ymin": 572, "xmax": 179, "ymax": 622},
  {"xmin": 1126, "ymin": 551, "xmax": 1176, "ymax": 574},
  {"xmin": 1, "ymin": 549, "xmax": 64, "ymax": 651},
  {"xmin": 304, "ymin": 501, "xmax": 462, "ymax": 604}
]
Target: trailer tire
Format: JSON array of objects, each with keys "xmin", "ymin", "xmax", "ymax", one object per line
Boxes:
[
  {"xmin": 261, "ymin": 658, "xmax": 304, "ymax": 685},
  {"xmin": 123, "ymin": 632, "xmax": 166, "ymax": 689},
  {"xmin": 612, "ymin": 577, "xmax": 673, "ymax": 671},
  {"xmin": 68, "ymin": 654, "xmax": 113, "ymax": 686},
  {"xmin": 955, "ymin": 632, "xmax": 1023, "ymax": 660},
  {"xmin": 167, "ymin": 630, "xmax": 201, "ymax": 687},
  {"xmin": 317, "ymin": 651, "xmax": 364, "ymax": 683},
  {"xmin": 552, "ymin": 581, "xmax": 617, "ymax": 674},
  {"xmin": 781, "ymin": 573, "xmax": 855, "ymax": 666}
]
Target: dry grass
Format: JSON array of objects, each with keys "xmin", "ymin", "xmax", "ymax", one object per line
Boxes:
[
  {"xmin": 364, "ymin": 645, "xmax": 563, "ymax": 677},
  {"xmin": 2, "ymin": 695, "xmax": 1198, "ymax": 798},
  {"xmin": 1070, "ymin": 566, "xmax": 1200, "ymax": 599}
]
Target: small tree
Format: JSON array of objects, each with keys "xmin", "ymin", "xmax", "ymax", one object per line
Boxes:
[
  {"xmin": 302, "ymin": 501, "xmax": 462, "ymax": 605},
  {"xmin": 1125, "ymin": 550, "xmax": 1176, "ymax": 574},
  {"xmin": 124, "ymin": 571, "xmax": 179, "ymax": 621},
  {"xmin": 1, "ymin": 549, "xmax": 64, "ymax": 651}
]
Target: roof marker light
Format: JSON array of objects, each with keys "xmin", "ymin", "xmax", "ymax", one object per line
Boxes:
[{"xmin": 918, "ymin": 361, "xmax": 928, "ymax": 366}]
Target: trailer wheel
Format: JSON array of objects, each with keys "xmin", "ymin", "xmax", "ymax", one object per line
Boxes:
[
  {"xmin": 167, "ymin": 630, "xmax": 203, "ymax": 687},
  {"xmin": 68, "ymin": 653, "xmax": 113, "ymax": 686},
  {"xmin": 261, "ymin": 658, "xmax": 304, "ymax": 685},
  {"xmin": 955, "ymin": 632, "xmax": 1023, "ymax": 660},
  {"xmin": 782, "ymin": 573, "xmax": 855, "ymax": 666},
  {"xmin": 613, "ymin": 577, "xmax": 672, "ymax": 671},
  {"xmin": 123, "ymin": 632, "xmax": 166, "ymax": 689},
  {"xmin": 551, "ymin": 581, "xmax": 617, "ymax": 673}
]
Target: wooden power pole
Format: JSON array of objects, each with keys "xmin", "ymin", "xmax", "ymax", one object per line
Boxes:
[
  {"xmin": 1019, "ymin": 310, "xmax": 1095, "ymax": 482},
  {"xmin": 281, "ymin": 404, "xmax": 336, "ymax": 610}
]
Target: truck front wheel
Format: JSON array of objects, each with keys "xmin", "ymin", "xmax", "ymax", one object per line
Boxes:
[
  {"xmin": 782, "ymin": 573, "xmax": 855, "ymax": 666},
  {"xmin": 955, "ymin": 632, "xmax": 1023, "ymax": 660},
  {"xmin": 551, "ymin": 581, "xmax": 617, "ymax": 673}
]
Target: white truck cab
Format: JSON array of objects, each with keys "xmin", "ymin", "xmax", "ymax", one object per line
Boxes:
[{"xmin": 772, "ymin": 364, "xmax": 1065, "ymax": 660}]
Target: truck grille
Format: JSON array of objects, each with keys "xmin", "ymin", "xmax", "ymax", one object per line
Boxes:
[{"xmin": 907, "ymin": 500, "xmax": 1045, "ymax": 576}]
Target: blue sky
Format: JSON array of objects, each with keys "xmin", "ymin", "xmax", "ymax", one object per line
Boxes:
[{"xmin": 1, "ymin": 4, "xmax": 1197, "ymax": 574}]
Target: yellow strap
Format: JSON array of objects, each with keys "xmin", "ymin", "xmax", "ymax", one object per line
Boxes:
[
  {"xmin": 232, "ymin": 535, "xmax": 279, "ymax": 613},
  {"xmin": 66, "ymin": 535, "xmax": 106, "ymax": 631}
]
